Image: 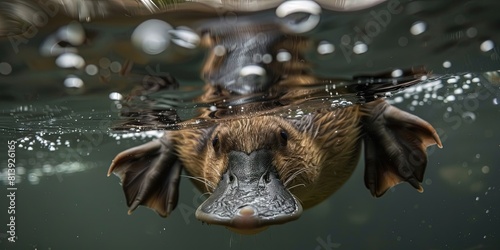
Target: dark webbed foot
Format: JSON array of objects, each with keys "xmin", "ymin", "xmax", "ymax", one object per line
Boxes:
[
  {"xmin": 361, "ymin": 100, "xmax": 442, "ymax": 197},
  {"xmin": 108, "ymin": 134, "xmax": 182, "ymax": 217}
]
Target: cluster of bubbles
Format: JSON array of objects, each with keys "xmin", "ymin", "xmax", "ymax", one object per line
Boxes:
[
  {"xmin": 109, "ymin": 130, "xmax": 163, "ymax": 141},
  {"xmin": 390, "ymin": 74, "xmax": 477, "ymax": 104},
  {"xmin": 314, "ymin": 16, "xmax": 496, "ymax": 61},
  {"xmin": 0, "ymin": 132, "xmax": 93, "ymax": 185},
  {"xmin": 0, "ymin": 160, "xmax": 93, "ymax": 185},
  {"xmin": 38, "ymin": 21, "xmax": 131, "ymax": 93},
  {"xmin": 0, "ymin": 161, "xmax": 91, "ymax": 185}
]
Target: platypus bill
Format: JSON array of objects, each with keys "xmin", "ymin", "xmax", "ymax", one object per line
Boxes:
[{"xmin": 108, "ymin": 21, "xmax": 442, "ymax": 234}]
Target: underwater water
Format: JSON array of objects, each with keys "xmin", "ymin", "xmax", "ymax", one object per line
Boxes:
[{"xmin": 0, "ymin": 0, "xmax": 499, "ymax": 249}]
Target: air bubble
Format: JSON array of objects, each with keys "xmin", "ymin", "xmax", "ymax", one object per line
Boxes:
[
  {"xmin": 85, "ymin": 64, "xmax": 98, "ymax": 75},
  {"xmin": 466, "ymin": 27, "xmax": 477, "ymax": 38},
  {"xmin": 132, "ymin": 19, "xmax": 172, "ymax": 55},
  {"xmin": 239, "ymin": 65, "xmax": 266, "ymax": 77},
  {"xmin": 353, "ymin": 42, "xmax": 368, "ymax": 54},
  {"xmin": 64, "ymin": 76, "xmax": 84, "ymax": 88},
  {"xmin": 276, "ymin": 0, "xmax": 321, "ymax": 33},
  {"xmin": 481, "ymin": 166, "xmax": 490, "ymax": 174},
  {"xmin": 317, "ymin": 41, "xmax": 335, "ymax": 55},
  {"xmin": 56, "ymin": 53, "xmax": 85, "ymax": 69},
  {"xmin": 109, "ymin": 92, "xmax": 123, "ymax": 101},
  {"xmin": 169, "ymin": 27, "xmax": 200, "ymax": 49},
  {"xmin": 391, "ymin": 69, "xmax": 403, "ymax": 78},
  {"xmin": 462, "ymin": 111, "xmax": 476, "ymax": 122},
  {"xmin": 213, "ymin": 45, "xmax": 226, "ymax": 56},
  {"xmin": 110, "ymin": 62, "xmax": 122, "ymax": 73},
  {"xmin": 262, "ymin": 54, "xmax": 273, "ymax": 64},
  {"xmin": 480, "ymin": 40, "xmax": 494, "ymax": 52},
  {"xmin": 277, "ymin": 50, "xmax": 292, "ymax": 62},
  {"xmin": 58, "ymin": 21, "xmax": 85, "ymax": 46},
  {"xmin": 398, "ymin": 37, "xmax": 408, "ymax": 47},
  {"xmin": 0, "ymin": 62, "xmax": 12, "ymax": 75},
  {"xmin": 443, "ymin": 61, "xmax": 452, "ymax": 68},
  {"xmin": 410, "ymin": 21, "xmax": 427, "ymax": 35},
  {"xmin": 28, "ymin": 173, "xmax": 40, "ymax": 185}
]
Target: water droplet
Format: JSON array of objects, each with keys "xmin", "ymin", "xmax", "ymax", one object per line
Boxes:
[
  {"xmin": 445, "ymin": 95, "xmax": 455, "ymax": 101},
  {"xmin": 131, "ymin": 19, "xmax": 172, "ymax": 55},
  {"xmin": 443, "ymin": 61, "xmax": 452, "ymax": 68},
  {"xmin": 276, "ymin": 0, "xmax": 321, "ymax": 33},
  {"xmin": 317, "ymin": 41, "xmax": 335, "ymax": 55},
  {"xmin": 410, "ymin": 21, "xmax": 427, "ymax": 35},
  {"xmin": 475, "ymin": 197, "xmax": 479, "ymax": 201},
  {"xmin": 0, "ymin": 62, "xmax": 12, "ymax": 75},
  {"xmin": 353, "ymin": 42, "xmax": 368, "ymax": 54},
  {"xmin": 453, "ymin": 88, "xmax": 463, "ymax": 95},
  {"xmin": 493, "ymin": 98, "xmax": 498, "ymax": 105},
  {"xmin": 277, "ymin": 50, "xmax": 292, "ymax": 62},
  {"xmin": 480, "ymin": 40, "xmax": 494, "ymax": 52},
  {"xmin": 209, "ymin": 105, "xmax": 217, "ymax": 112}
]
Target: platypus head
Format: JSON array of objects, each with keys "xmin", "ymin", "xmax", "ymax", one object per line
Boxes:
[{"xmin": 189, "ymin": 117, "xmax": 304, "ymax": 234}]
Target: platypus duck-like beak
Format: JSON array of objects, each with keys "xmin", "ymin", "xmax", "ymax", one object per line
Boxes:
[{"xmin": 195, "ymin": 149, "xmax": 302, "ymax": 234}]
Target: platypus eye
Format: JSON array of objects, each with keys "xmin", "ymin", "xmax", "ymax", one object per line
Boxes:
[
  {"xmin": 212, "ymin": 135, "xmax": 219, "ymax": 148},
  {"xmin": 279, "ymin": 130, "xmax": 288, "ymax": 146}
]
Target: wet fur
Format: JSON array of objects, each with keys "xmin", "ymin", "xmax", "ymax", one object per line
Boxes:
[
  {"xmin": 173, "ymin": 105, "xmax": 363, "ymax": 209},
  {"xmin": 109, "ymin": 23, "xmax": 442, "ymax": 222}
]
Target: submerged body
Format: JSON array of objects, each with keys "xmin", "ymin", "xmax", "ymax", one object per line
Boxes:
[{"xmin": 108, "ymin": 20, "xmax": 442, "ymax": 234}]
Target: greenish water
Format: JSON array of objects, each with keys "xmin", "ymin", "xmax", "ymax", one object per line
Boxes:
[{"xmin": 1, "ymin": 0, "xmax": 500, "ymax": 249}]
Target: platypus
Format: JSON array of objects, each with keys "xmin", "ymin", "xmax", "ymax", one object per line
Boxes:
[{"xmin": 108, "ymin": 22, "xmax": 442, "ymax": 234}]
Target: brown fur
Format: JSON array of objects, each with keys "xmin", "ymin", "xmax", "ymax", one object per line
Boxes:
[
  {"xmin": 173, "ymin": 104, "xmax": 363, "ymax": 209},
  {"xmin": 109, "ymin": 23, "xmax": 442, "ymax": 223}
]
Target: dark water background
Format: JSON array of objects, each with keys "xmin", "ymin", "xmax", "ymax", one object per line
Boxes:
[{"xmin": 1, "ymin": 0, "xmax": 500, "ymax": 249}]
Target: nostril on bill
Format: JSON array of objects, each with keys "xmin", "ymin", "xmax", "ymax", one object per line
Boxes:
[{"xmin": 237, "ymin": 205, "xmax": 257, "ymax": 217}]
